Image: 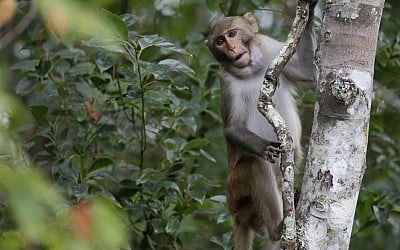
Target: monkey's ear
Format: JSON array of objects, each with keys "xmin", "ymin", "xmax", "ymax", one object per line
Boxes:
[
  {"xmin": 243, "ymin": 12, "xmax": 259, "ymax": 33},
  {"xmin": 204, "ymin": 39, "xmax": 211, "ymax": 48}
]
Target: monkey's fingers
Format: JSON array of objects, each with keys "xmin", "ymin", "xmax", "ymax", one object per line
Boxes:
[
  {"xmin": 264, "ymin": 150, "xmax": 281, "ymax": 163},
  {"xmin": 267, "ymin": 154, "xmax": 276, "ymax": 164},
  {"xmin": 266, "ymin": 145, "xmax": 282, "ymax": 154},
  {"xmin": 270, "ymin": 141, "xmax": 282, "ymax": 149}
]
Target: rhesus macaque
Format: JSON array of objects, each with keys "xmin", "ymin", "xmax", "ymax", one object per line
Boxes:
[{"xmin": 206, "ymin": 2, "xmax": 316, "ymax": 250}]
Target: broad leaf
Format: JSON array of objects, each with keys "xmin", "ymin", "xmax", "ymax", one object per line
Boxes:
[
  {"xmin": 100, "ymin": 8, "xmax": 128, "ymax": 40},
  {"xmin": 68, "ymin": 62, "xmax": 96, "ymax": 76},
  {"xmin": 138, "ymin": 34, "xmax": 191, "ymax": 55},
  {"xmin": 93, "ymin": 50, "xmax": 117, "ymax": 73},
  {"xmin": 15, "ymin": 78, "xmax": 37, "ymax": 96},
  {"xmin": 30, "ymin": 106, "xmax": 49, "ymax": 127},
  {"xmin": 82, "ymin": 37, "xmax": 126, "ymax": 53},
  {"xmin": 11, "ymin": 60, "xmax": 39, "ymax": 72},
  {"xmin": 182, "ymin": 138, "xmax": 210, "ymax": 152},
  {"xmin": 159, "ymin": 59, "xmax": 195, "ymax": 77},
  {"xmin": 89, "ymin": 158, "xmax": 114, "ymax": 172}
]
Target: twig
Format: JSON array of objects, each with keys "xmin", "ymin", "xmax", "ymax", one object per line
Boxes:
[{"xmin": 256, "ymin": 1, "xmax": 311, "ymax": 249}]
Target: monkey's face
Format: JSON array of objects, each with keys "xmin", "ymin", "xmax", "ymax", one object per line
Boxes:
[
  {"xmin": 206, "ymin": 15, "xmax": 258, "ymax": 69},
  {"xmin": 212, "ymin": 28, "xmax": 251, "ymax": 68}
]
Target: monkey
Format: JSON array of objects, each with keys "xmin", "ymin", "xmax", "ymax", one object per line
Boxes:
[{"xmin": 205, "ymin": 2, "xmax": 316, "ymax": 250}]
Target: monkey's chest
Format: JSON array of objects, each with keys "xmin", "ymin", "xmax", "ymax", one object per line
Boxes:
[
  {"xmin": 241, "ymin": 89, "xmax": 277, "ymax": 141},
  {"xmin": 246, "ymin": 107, "xmax": 277, "ymax": 141},
  {"xmin": 242, "ymin": 85, "xmax": 293, "ymax": 142}
]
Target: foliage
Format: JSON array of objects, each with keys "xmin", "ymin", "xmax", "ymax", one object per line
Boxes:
[
  {"xmin": 0, "ymin": 0, "xmax": 400, "ymax": 249},
  {"xmin": 1, "ymin": 1, "xmax": 230, "ymax": 249}
]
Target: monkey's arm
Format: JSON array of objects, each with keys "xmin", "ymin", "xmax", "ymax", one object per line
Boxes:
[
  {"xmin": 282, "ymin": 6, "xmax": 317, "ymax": 83},
  {"xmin": 224, "ymin": 124, "xmax": 280, "ymax": 163},
  {"xmin": 221, "ymin": 84, "xmax": 281, "ymax": 162}
]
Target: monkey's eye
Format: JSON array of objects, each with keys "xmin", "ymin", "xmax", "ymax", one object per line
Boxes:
[
  {"xmin": 228, "ymin": 30, "xmax": 237, "ymax": 37},
  {"xmin": 215, "ymin": 37, "xmax": 225, "ymax": 46}
]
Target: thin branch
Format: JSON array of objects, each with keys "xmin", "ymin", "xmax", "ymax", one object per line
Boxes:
[{"xmin": 257, "ymin": 0, "xmax": 311, "ymax": 249}]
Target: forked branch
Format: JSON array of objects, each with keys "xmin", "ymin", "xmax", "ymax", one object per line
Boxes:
[{"xmin": 257, "ymin": 1, "xmax": 312, "ymax": 249}]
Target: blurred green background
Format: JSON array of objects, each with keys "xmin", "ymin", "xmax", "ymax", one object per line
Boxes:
[{"xmin": 0, "ymin": 0, "xmax": 399, "ymax": 249}]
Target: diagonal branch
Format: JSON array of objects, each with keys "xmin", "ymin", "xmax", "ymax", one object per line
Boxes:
[{"xmin": 257, "ymin": 1, "xmax": 311, "ymax": 249}]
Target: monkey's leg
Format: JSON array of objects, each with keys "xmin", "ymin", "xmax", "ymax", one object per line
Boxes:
[
  {"xmin": 253, "ymin": 160, "xmax": 283, "ymax": 244},
  {"xmin": 260, "ymin": 226, "xmax": 281, "ymax": 250},
  {"xmin": 234, "ymin": 222, "xmax": 254, "ymax": 250}
]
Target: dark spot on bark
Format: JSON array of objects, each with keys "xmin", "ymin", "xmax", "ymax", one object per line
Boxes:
[{"xmin": 317, "ymin": 169, "xmax": 333, "ymax": 190}]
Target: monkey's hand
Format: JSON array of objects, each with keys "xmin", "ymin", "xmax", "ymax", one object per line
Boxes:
[{"xmin": 263, "ymin": 141, "xmax": 282, "ymax": 163}]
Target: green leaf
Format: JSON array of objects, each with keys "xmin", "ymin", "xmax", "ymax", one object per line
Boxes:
[
  {"xmin": 15, "ymin": 77, "xmax": 37, "ymax": 96},
  {"xmin": 82, "ymin": 37, "xmax": 126, "ymax": 53},
  {"xmin": 148, "ymin": 200, "xmax": 163, "ymax": 213},
  {"xmin": 180, "ymin": 116, "xmax": 197, "ymax": 133},
  {"xmin": 119, "ymin": 179, "xmax": 137, "ymax": 187},
  {"xmin": 200, "ymin": 149, "xmax": 216, "ymax": 163},
  {"xmin": 57, "ymin": 86, "xmax": 69, "ymax": 99},
  {"xmin": 42, "ymin": 39, "xmax": 59, "ymax": 53},
  {"xmin": 187, "ymin": 188, "xmax": 206, "ymax": 203},
  {"xmin": 133, "ymin": 220, "xmax": 147, "ymax": 232},
  {"xmin": 75, "ymin": 81, "xmax": 96, "ymax": 99},
  {"xmin": 35, "ymin": 59, "xmax": 51, "ymax": 76},
  {"xmin": 52, "ymin": 160, "xmax": 79, "ymax": 183},
  {"xmin": 90, "ymin": 74, "xmax": 111, "ymax": 88},
  {"xmin": 54, "ymin": 60, "xmax": 71, "ymax": 75},
  {"xmin": 89, "ymin": 158, "xmax": 114, "ymax": 172},
  {"xmin": 151, "ymin": 218, "xmax": 165, "ymax": 233},
  {"xmin": 187, "ymin": 174, "xmax": 208, "ymax": 186},
  {"xmin": 182, "ymin": 138, "xmax": 209, "ymax": 152},
  {"xmin": 159, "ymin": 59, "xmax": 195, "ymax": 77},
  {"xmin": 10, "ymin": 59, "xmax": 39, "ymax": 72},
  {"xmin": 160, "ymin": 180, "xmax": 181, "ymax": 196},
  {"xmin": 372, "ymin": 205, "xmax": 389, "ymax": 223},
  {"xmin": 53, "ymin": 48, "xmax": 86, "ymax": 60},
  {"xmin": 120, "ymin": 13, "xmax": 138, "ymax": 27},
  {"xmin": 210, "ymin": 232, "xmax": 233, "ymax": 250},
  {"xmin": 99, "ymin": 190, "xmax": 122, "ymax": 208},
  {"xmin": 163, "ymin": 203, "xmax": 177, "ymax": 219},
  {"xmin": 86, "ymin": 170, "xmax": 118, "ymax": 183},
  {"xmin": 136, "ymin": 168, "xmax": 157, "ymax": 185},
  {"xmin": 215, "ymin": 211, "xmax": 231, "ymax": 224},
  {"xmin": 71, "ymin": 183, "xmax": 89, "ymax": 200},
  {"xmin": 139, "ymin": 61, "xmax": 171, "ymax": 81},
  {"xmin": 163, "ymin": 138, "xmax": 179, "ymax": 151},
  {"xmin": 210, "ymin": 195, "xmax": 226, "ymax": 203},
  {"xmin": 93, "ymin": 50, "xmax": 117, "ymax": 73},
  {"xmin": 100, "ymin": 8, "xmax": 128, "ymax": 40},
  {"xmin": 165, "ymin": 217, "xmax": 180, "ymax": 236},
  {"xmin": 30, "ymin": 105, "xmax": 49, "ymax": 127},
  {"xmin": 68, "ymin": 62, "xmax": 96, "ymax": 76},
  {"xmin": 138, "ymin": 34, "xmax": 191, "ymax": 55}
]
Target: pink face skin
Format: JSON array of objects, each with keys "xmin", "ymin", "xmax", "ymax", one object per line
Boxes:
[{"xmin": 214, "ymin": 29, "xmax": 251, "ymax": 68}]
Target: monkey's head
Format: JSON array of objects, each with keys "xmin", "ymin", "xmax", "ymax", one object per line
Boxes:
[{"xmin": 206, "ymin": 12, "xmax": 259, "ymax": 68}]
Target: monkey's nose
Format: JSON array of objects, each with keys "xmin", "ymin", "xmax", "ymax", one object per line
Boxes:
[{"xmin": 227, "ymin": 42, "xmax": 235, "ymax": 51}]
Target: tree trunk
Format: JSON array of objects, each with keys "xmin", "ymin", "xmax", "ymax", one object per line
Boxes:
[{"xmin": 296, "ymin": 0, "xmax": 385, "ymax": 249}]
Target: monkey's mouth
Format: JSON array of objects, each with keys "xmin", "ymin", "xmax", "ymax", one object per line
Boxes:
[
  {"xmin": 235, "ymin": 53, "xmax": 246, "ymax": 61},
  {"xmin": 233, "ymin": 52, "xmax": 250, "ymax": 68}
]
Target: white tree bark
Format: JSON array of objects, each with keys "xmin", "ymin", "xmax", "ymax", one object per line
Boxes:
[{"xmin": 296, "ymin": 0, "xmax": 385, "ymax": 249}]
